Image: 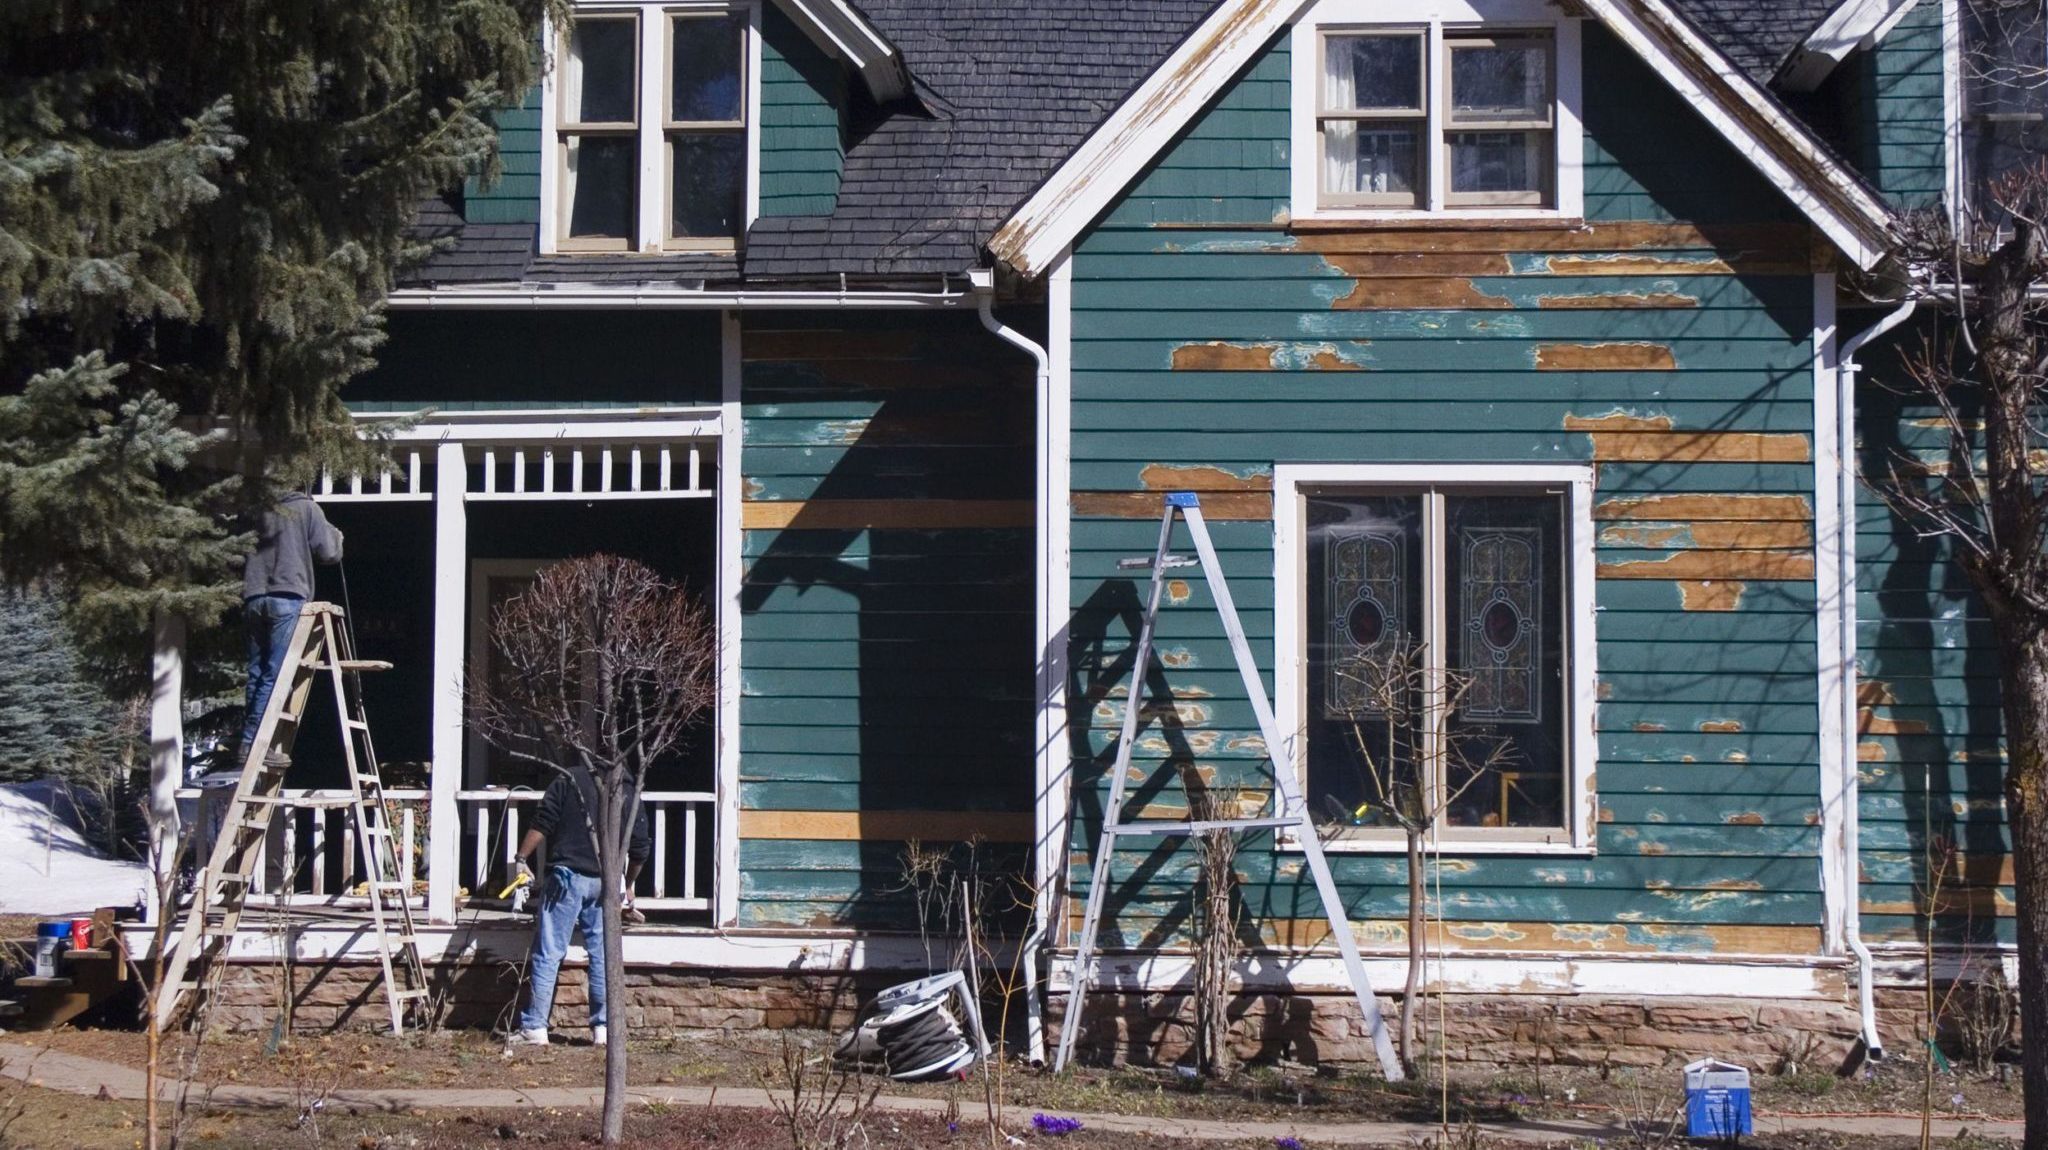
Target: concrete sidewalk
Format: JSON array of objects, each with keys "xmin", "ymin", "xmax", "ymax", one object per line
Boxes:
[{"xmin": 0, "ymin": 1041, "xmax": 2023, "ymax": 1144}]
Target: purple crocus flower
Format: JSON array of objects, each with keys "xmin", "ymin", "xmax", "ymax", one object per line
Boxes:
[{"xmin": 1031, "ymin": 1113, "xmax": 1084, "ymax": 1136}]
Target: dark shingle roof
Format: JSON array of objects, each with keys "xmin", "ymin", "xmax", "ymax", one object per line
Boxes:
[
  {"xmin": 404, "ymin": 0, "xmax": 1849, "ymax": 287},
  {"xmin": 743, "ymin": 0, "xmax": 1222, "ymax": 279},
  {"xmin": 1664, "ymin": 0, "xmax": 1840, "ymax": 83}
]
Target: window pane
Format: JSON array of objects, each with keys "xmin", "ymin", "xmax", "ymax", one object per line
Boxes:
[
  {"xmin": 563, "ymin": 136, "xmax": 636, "ymax": 239},
  {"xmin": 1449, "ymin": 40, "xmax": 1550, "ymax": 121},
  {"xmin": 1305, "ymin": 494, "xmax": 1424, "ymax": 830},
  {"xmin": 1442, "ymin": 493, "xmax": 1565, "ymax": 829},
  {"xmin": 1448, "ymin": 130, "xmax": 1548, "ymax": 196},
  {"xmin": 670, "ymin": 132, "xmax": 744, "ymax": 240},
  {"xmin": 672, "ymin": 13, "xmax": 745, "ymax": 123},
  {"xmin": 565, "ymin": 18, "xmax": 637, "ymax": 124},
  {"xmin": 1324, "ymin": 34, "xmax": 1423, "ymax": 112},
  {"xmin": 1322, "ymin": 121, "xmax": 1419, "ymax": 199}
]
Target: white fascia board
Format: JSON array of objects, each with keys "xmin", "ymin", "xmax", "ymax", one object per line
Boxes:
[
  {"xmin": 991, "ymin": 0, "xmax": 1897, "ymax": 278},
  {"xmin": 1777, "ymin": 0, "xmax": 1921, "ymax": 92},
  {"xmin": 1580, "ymin": 0, "xmax": 1895, "ymax": 269},
  {"xmin": 386, "ymin": 286, "xmax": 971, "ymax": 309},
  {"xmin": 771, "ymin": 0, "xmax": 909, "ymax": 101},
  {"xmin": 989, "ymin": 0, "xmax": 1310, "ymax": 277}
]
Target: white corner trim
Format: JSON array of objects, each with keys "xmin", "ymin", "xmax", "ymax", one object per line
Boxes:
[
  {"xmin": 989, "ymin": 0, "xmax": 1310, "ymax": 276},
  {"xmin": 770, "ymin": 0, "xmax": 908, "ymax": 101},
  {"xmin": 537, "ymin": 9, "xmax": 559, "ymax": 257},
  {"xmin": 1777, "ymin": 0, "xmax": 1922, "ymax": 92},
  {"xmin": 1036, "ymin": 252, "xmax": 1075, "ymax": 940},
  {"xmin": 1812, "ymin": 274, "xmax": 1848, "ymax": 957},
  {"xmin": 991, "ymin": 0, "xmax": 1894, "ymax": 277},
  {"xmin": 1269, "ymin": 462, "xmax": 1599, "ymax": 856},
  {"xmin": 716, "ymin": 310, "xmax": 744, "ymax": 928},
  {"xmin": 1285, "ymin": 2, "xmax": 1585, "ymax": 223},
  {"xmin": 746, "ymin": 1, "xmax": 764, "ymax": 230},
  {"xmin": 1941, "ymin": 0, "xmax": 1963, "ymax": 223}
]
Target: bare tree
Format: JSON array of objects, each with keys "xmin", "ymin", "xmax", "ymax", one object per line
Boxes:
[
  {"xmin": 467, "ymin": 555, "xmax": 717, "ymax": 1148},
  {"xmin": 1873, "ymin": 137, "xmax": 2048, "ymax": 1150},
  {"xmin": 1325, "ymin": 640, "xmax": 1507, "ymax": 1074}
]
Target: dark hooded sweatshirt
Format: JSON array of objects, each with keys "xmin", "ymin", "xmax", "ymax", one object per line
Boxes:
[{"xmin": 532, "ymin": 771, "xmax": 652, "ymax": 878}]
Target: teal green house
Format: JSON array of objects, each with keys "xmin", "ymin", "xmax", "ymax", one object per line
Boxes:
[{"xmin": 156, "ymin": 0, "xmax": 2029, "ymax": 1066}]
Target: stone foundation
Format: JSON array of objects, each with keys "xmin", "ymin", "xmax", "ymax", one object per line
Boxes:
[{"xmin": 205, "ymin": 958, "xmax": 1869, "ymax": 1072}]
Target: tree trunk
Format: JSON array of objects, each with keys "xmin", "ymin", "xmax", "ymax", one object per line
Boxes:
[
  {"xmin": 2001, "ymin": 630, "xmax": 2048, "ymax": 1150},
  {"xmin": 598, "ymin": 780, "xmax": 629, "ymax": 1148},
  {"xmin": 1401, "ymin": 827, "xmax": 1423, "ymax": 1074}
]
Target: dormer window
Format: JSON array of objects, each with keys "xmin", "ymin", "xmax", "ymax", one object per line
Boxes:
[
  {"xmin": 1292, "ymin": 0, "xmax": 1581, "ymax": 220},
  {"xmin": 549, "ymin": 2, "xmax": 751, "ymax": 254}
]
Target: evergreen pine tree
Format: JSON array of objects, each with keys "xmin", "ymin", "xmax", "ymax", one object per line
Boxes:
[
  {"xmin": 0, "ymin": 589, "xmax": 117, "ymax": 781},
  {"xmin": 0, "ymin": 0, "xmax": 554, "ymax": 661}
]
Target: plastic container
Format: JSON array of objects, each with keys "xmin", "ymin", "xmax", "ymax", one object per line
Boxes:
[
  {"xmin": 33, "ymin": 920, "xmax": 69, "ymax": 978},
  {"xmin": 70, "ymin": 917, "xmax": 93, "ymax": 951},
  {"xmin": 1683, "ymin": 1058, "xmax": 1753, "ymax": 1138}
]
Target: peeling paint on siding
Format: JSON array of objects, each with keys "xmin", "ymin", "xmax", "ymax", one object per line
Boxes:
[
  {"xmin": 1595, "ymin": 493, "xmax": 1812, "ymax": 521},
  {"xmin": 1535, "ymin": 343, "xmax": 1679, "ymax": 371},
  {"xmin": 1599, "ymin": 552, "xmax": 1816, "ymax": 581}
]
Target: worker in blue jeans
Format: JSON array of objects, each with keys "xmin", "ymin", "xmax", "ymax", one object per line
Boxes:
[
  {"xmin": 507, "ymin": 770, "xmax": 649, "ymax": 1047},
  {"xmin": 238, "ymin": 491, "xmax": 343, "ymax": 765}
]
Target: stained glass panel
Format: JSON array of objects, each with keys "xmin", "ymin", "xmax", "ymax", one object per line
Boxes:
[
  {"xmin": 1457, "ymin": 525, "xmax": 1540, "ymax": 722},
  {"xmin": 1325, "ymin": 526, "xmax": 1408, "ymax": 718}
]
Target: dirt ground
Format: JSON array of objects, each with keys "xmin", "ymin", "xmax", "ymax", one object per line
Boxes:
[{"xmin": 6, "ymin": 1021, "xmax": 2029, "ymax": 1130}]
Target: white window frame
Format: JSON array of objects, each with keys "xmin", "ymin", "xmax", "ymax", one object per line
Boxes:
[
  {"xmin": 1289, "ymin": 0, "xmax": 1584, "ymax": 222},
  {"xmin": 541, "ymin": 0, "xmax": 759, "ymax": 255},
  {"xmin": 1272, "ymin": 463, "xmax": 1598, "ymax": 855}
]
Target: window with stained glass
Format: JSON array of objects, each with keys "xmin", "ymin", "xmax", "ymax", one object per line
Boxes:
[{"xmin": 1303, "ymin": 486, "xmax": 1569, "ymax": 839}]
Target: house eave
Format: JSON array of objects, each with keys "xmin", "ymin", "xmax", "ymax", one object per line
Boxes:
[
  {"xmin": 773, "ymin": 0, "xmax": 911, "ymax": 102},
  {"xmin": 1775, "ymin": 0, "xmax": 1922, "ymax": 93}
]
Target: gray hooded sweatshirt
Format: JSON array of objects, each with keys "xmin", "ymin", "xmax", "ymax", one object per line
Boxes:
[{"xmin": 243, "ymin": 492, "xmax": 343, "ymax": 600}]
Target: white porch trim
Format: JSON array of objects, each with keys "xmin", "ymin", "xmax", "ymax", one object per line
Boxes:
[
  {"xmin": 1035, "ymin": 253, "xmax": 1075, "ymax": 944},
  {"xmin": 716, "ymin": 311, "xmax": 745, "ymax": 927},
  {"xmin": 428, "ymin": 441, "xmax": 468, "ymax": 921},
  {"xmin": 1813, "ymin": 274, "xmax": 1848, "ymax": 957}
]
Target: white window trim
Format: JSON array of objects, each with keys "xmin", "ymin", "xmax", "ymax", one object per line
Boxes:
[
  {"xmin": 539, "ymin": 0, "xmax": 757, "ymax": 256},
  {"xmin": 1288, "ymin": 0, "xmax": 1584, "ymax": 222},
  {"xmin": 1272, "ymin": 462, "xmax": 1598, "ymax": 855}
]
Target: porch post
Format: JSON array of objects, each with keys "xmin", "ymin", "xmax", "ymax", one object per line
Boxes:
[
  {"xmin": 427, "ymin": 441, "xmax": 467, "ymax": 922},
  {"xmin": 147, "ymin": 612, "xmax": 185, "ymax": 885}
]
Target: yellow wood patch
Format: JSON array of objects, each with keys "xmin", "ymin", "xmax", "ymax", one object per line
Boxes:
[{"xmin": 739, "ymin": 810, "xmax": 1033, "ymax": 842}]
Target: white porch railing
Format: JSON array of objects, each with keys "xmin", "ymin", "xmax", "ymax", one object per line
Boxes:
[{"xmin": 174, "ymin": 787, "xmax": 715, "ymax": 914}]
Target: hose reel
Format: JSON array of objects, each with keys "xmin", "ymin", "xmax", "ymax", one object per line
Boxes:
[{"xmin": 833, "ymin": 971, "xmax": 990, "ymax": 1082}]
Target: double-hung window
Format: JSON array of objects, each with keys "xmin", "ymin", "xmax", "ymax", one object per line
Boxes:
[
  {"xmin": 1275, "ymin": 466, "xmax": 1596, "ymax": 851},
  {"xmin": 553, "ymin": 3, "xmax": 749, "ymax": 253},
  {"xmin": 1293, "ymin": 1, "xmax": 1580, "ymax": 219}
]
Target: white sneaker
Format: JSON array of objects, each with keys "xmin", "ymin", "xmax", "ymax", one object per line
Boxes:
[
  {"xmin": 592, "ymin": 1025, "xmax": 608, "ymax": 1048},
  {"xmin": 507, "ymin": 1027, "xmax": 549, "ymax": 1046}
]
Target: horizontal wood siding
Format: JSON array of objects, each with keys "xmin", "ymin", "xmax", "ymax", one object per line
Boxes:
[
  {"xmin": 465, "ymin": 83, "xmax": 542, "ymax": 225},
  {"xmin": 1064, "ymin": 25, "xmax": 1826, "ymax": 955},
  {"xmin": 1865, "ymin": 1, "xmax": 1948, "ymax": 211},
  {"xmin": 737, "ymin": 312, "xmax": 1035, "ymax": 929},
  {"xmin": 759, "ymin": 4, "xmax": 844, "ymax": 217},
  {"xmin": 350, "ymin": 311, "xmax": 722, "ymax": 408},
  {"xmin": 1853, "ymin": 326, "xmax": 2010, "ymax": 946}
]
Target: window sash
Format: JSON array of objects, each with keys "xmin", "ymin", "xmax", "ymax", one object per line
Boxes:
[
  {"xmin": 1313, "ymin": 25, "xmax": 1558, "ymax": 212},
  {"xmin": 665, "ymin": 11, "xmax": 747, "ymax": 130},
  {"xmin": 663, "ymin": 9, "xmax": 747, "ymax": 248},
  {"xmin": 559, "ymin": 13, "xmax": 641, "ymax": 130},
  {"xmin": 1301, "ymin": 484, "xmax": 1571, "ymax": 843}
]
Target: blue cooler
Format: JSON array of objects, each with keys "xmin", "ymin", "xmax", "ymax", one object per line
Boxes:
[{"xmin": 1684, "ymin": 1058, "xmax": 1752, "ymax": 1138}]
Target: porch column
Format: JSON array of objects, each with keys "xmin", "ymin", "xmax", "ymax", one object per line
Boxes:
[
  {"xmin": 147, "ymin": 612, "xmax": 185, "ymax": 891},
  {"xmin": 427, "ymin": 441, "xmax": 467, "ymax": 922}
]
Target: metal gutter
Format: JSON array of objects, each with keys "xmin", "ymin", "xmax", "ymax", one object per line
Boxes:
[
  {"xmin": 970, "ymin": 266, "xmax": 1054, "ymax": 1067},
  {"xmin": 1835, "ymin": 296, "xmax": 1921, "ymax": 1061}
]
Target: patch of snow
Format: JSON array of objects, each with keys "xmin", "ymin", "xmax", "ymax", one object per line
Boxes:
[{"xmin": 0, "ymin": 781, "xmax": 150, "ymax": 917}]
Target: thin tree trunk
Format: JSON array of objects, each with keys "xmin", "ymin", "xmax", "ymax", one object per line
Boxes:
[
  {"xmin": 1401, "ymin": 827, "xmax": 1423, "ymax": 1074},
  {"xmin": 599, "ymin": 783, "xmax": 629, "ymax": 1148},
  {"xmin": 2001, "ymin": 631, "xmax": 2048, "ymax": 1150}
]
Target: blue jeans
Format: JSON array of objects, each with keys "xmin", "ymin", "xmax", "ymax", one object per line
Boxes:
[
  {"xmin": 519, "ymin": 866, "xmax": 608, "ymax": 1031},
  {"xmin": 241, "ymin": 593, "xmax": 305, "ymax": 752}
]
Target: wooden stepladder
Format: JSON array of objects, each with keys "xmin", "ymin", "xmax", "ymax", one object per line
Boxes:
[
  {"xmin": 153, "ymin": 602, "xmax": 429, "ymax": 1036},
  {"xmin": 1055, "ymin": 492, "xmax": 1404, "ymax": 1080}
]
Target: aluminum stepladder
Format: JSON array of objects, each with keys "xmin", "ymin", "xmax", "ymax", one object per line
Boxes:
[
  {"xmin": 1054, "ymin": 492, "xmax": 1403, "ymax": 1080},
  {"xmin": 154, "ymin": 602, "xmax": 430, "ymax": 1036}
]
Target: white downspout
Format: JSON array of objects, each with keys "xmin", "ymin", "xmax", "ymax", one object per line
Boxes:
[
  {"xmin": 971, "ymin": 267, "xmax": 1053, "ymax": 1066},
  {"xmin": 1837, "ymin": 297, "xmax": 1918, "ymax": 1061}
]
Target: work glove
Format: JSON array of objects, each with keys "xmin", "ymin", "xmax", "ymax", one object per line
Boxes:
[{"xmin": 513, "ymin": 859, "xmax": 534, "ymax": 886}]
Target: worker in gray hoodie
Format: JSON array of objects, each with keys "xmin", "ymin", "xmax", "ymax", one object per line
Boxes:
[{"xmin": 240, "ymin": 491, "xmax": 344, "ymax": 760}]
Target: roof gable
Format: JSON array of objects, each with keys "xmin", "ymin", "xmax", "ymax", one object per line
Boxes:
[{"xmin": 989, "ymin": 0, "xmax": 1897, "ymax": 276}]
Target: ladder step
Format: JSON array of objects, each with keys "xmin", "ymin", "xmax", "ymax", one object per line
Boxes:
[
  {"xmin": 1117, "ymin": 555, "xmax": 1199, "ymax": 570},
  {"xmin": 337, "ymin": 659, "xmax": 393, "ymax": 672},
  {"xmin": 1105, "ymin": 816, "xmax": 1300, "ymax": 836},
  {"xmin": 343, "ymin": 719, "xmax": 371, "ymax": 732},
  {"xmin": 390, "ymin": 988, "xmax": 430, "ymax": 1001}
]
